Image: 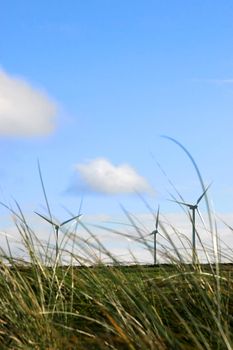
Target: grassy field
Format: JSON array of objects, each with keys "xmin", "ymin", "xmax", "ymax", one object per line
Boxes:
[{"xmin": 1, "ymin": 251, "xmax": 233, "ymax": 349}]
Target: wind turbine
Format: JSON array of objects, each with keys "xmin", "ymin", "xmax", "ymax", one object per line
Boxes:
[
  {"xmin": 149, "ymin": 206, "xmax": 160, "ymax": 265},
  {"xmin": 35, "ymin": 212, "xmax": 83, "ymax": 260},
  {"xmin": 172, "ymin": 185, "xmax": 210, "ymax": 264}
]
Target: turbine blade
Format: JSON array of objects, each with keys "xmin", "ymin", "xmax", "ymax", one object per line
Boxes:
[
  {"xmin": 197, "ymin": 184, "xmax": 211, "ymax": 205},
  {"xmin": 168, "ymin": 199, "xmax": 192, "ymax": 207},
  {"xmin": 131, "ymin": 235, "xmax": 150, "ymax": 242},
  {"xmin": 197, "ymin": 208, "xmax": 208, "ymax": 231},
  {"xmin": 60, "ymin": 214, "xmax": 83, "ymax": 227},
  {"xmin": 143, "ymin": 233, "xmax": 152, "ymax": 237},
  {"xmin": 35, "ymin": 212, "xmax": 56, "ymax": 226},
  {"xmin": 155, "ymin": 205, "xmax": 160, "ymax": 230}
]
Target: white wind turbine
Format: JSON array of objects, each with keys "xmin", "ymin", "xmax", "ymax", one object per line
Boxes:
[
  {"xmin": 148, "ymin": 206, "xmax": 160, "ymax": 265},
  {"xmin": 35, "ymin": 212, "xmax": 83, "ymax": 260},
  {"xmin": 171, "ymin": 185, "xmax": 210, "ymax": 264}
]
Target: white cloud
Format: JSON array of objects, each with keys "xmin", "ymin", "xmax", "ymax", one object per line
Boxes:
[
  {"xmin": 74, "ymin": 158, "xmax": 154, "ymax": 195},
  {"xmin": 0, "ymin": 69, "xmax": 57, "ymax": 136}
]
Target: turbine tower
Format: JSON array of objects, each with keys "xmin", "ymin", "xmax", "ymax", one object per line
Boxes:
[
  {"xmin": 149, "ymin": 206, "xmax": 160, "ymax": 265},
  {"xmin": 173, "ymin": 185, "xmax": 210, "ymax": 264},
  {"xmin": 35, "ymin": 212, "xmax": 83, "ymax": 260}
]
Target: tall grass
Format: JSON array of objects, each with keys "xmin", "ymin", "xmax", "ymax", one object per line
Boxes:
[{"xmin": 0, "ymin": 198, "xmax": 232, "ymax": 350}]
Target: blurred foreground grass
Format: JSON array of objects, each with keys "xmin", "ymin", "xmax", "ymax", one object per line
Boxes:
[{"xmin": 1, "ymin": 248, "xmax": 233, "ymax": 349}]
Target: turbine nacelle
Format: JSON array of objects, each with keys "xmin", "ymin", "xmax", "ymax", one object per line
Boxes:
[{"xmin": 149, "ymin": 229, "xmax": 159, "ymax": 236}]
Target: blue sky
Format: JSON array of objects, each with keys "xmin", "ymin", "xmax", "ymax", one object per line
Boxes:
[{"xmin": 0, "ymin": 1, "xmax": 233, "ymax": 262}]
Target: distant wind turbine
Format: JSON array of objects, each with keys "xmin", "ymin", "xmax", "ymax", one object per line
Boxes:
[
  {"xmin": 149, "ymin": 206, "xmax": 160, "ymax": 265},
  {"xmin": 35, "ymin": 212, "xmax": 83, "ymax": 260},
  {"xmin": 171, "ymin": 185, "xmax": 210, "ymax": 264}
]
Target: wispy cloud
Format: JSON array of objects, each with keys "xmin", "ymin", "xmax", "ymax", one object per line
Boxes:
[
  {"xmin": 0, "ymin": 69, "xmax": 57, "ymax": 136},
  {"xmin": 71, "ymin": 158, "xmax": 154, "ymax": 195}
]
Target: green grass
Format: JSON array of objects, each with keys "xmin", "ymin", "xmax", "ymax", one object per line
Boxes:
[{"xmin": 0, "ymin": 218, "xmax": 233, "ymax": 350}]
